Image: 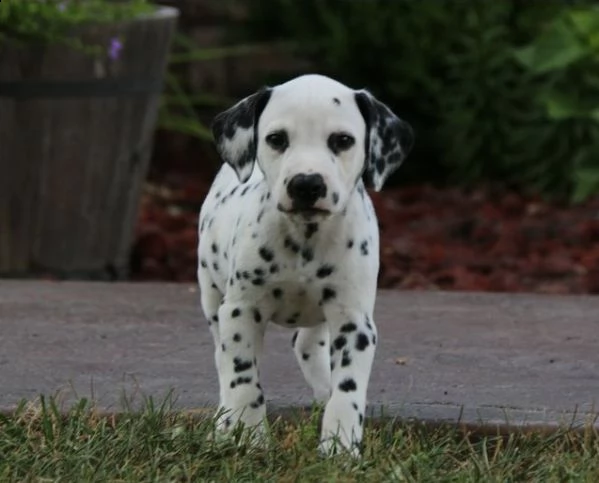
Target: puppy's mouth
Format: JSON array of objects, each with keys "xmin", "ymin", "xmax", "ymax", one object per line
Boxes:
[{"xmin": 277, "ymin": 204, "xmax": 331, "ymax": 218}]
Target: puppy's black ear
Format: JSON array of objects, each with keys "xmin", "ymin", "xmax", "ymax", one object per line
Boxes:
[
  {"xmin": 354, "ymin": 90, "xmax": 414, "ymax": 191},
  {"xmin": 211, "ymin": 87, "xmax": 272, "ymax": 183}
]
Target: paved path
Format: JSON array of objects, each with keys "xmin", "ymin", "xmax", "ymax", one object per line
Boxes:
[{"xmin": 1, "ymin": 281, "xmax": 598, "ymax": 429}]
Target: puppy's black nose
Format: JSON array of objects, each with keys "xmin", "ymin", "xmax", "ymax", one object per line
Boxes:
[{"xmin": 287, "ymin": 173, "xmax": 327, "ymax": 207}]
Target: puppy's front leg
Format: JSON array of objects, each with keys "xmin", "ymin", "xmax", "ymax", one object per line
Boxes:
[
  {"xmin": 215, "ymin": 302, "xmax": 267, "ymax": 435},
  {"xmin": 319, "ymin": 308, "xmax": 377, "ymax": 456}
]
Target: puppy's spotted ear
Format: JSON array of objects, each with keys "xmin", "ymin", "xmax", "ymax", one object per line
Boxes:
[
  {"xmin": 211, "ymin": 87, "xmax": 272, "ymax": 183},
  {"xmin": 354, "ymin": 90, "xmax": 414, "ymax": 191}
]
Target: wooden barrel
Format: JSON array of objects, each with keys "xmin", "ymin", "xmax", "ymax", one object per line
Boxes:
[{"xmin": 0, "ymin": 6, "xmax": 178, "ymax": 279}]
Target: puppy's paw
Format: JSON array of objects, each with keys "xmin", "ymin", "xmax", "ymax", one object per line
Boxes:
[
  {"xmin": 211, "ymin": 409, "xmax": 269, "ymax": 449},
  {"xmin": 318, "ymin": 436, "xmax": 361, "ymax": 458}
]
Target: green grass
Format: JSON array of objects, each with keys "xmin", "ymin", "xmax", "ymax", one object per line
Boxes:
[{"xmin": 0, "ymin": 397, "xmax": 598, "ymax": 482}]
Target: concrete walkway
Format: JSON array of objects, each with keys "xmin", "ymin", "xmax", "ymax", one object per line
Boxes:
[{"xmin": 1, "ymin": 281, "xmax": 598, "ymax": 430}]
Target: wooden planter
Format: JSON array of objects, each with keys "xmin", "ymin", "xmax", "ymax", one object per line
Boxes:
[{"xmin": 0, "ymin": 6, "xmax": 178, "ymax": 279}]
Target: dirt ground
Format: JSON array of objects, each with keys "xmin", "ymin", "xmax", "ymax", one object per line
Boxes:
[{"xmin": 131, "ymin": 171, "xmax": 599, "ymax": 295}]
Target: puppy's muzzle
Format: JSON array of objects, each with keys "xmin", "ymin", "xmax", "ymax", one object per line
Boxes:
[{"xmin": 287, "ymin": 173, "xmax": 328, "ymax": 212}]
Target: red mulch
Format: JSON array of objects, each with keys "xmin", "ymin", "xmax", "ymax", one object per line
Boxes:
[{"xmin": 131, "ymin": 174, "xmax": 599, "ymax": 295}]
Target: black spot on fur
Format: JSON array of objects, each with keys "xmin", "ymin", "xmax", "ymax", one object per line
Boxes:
[
  {"xmin": 372, "ymin": 334, "xmax": 377, "ymax": 345},
  {"xmin": 284, "ymin": 236, "xmax": 300, "ymax": 253},
  {"xmin": 316, "ymin": 265, "xmax": 334, "ymax": 278},
  {"xmin": 241, "ymin": 185, "xmax": 250, "ymax": 196},
  {"xmin": 235, "ymin": 271, "xmax": 241, "ymax": 280},
  {"xmin": 347, "ymin": 239, "xmax": 354, "ymax": 249},
  {"xmin": 231, "ymin": 308, "xmax": 241, "ymax": 318},
  {"xmin": 339, "ymin": 378, "xmax": 357, "ymax": 392},
  {"xmin": 233, "ymin": 333, "xmax": 242, "ymax": 342},
  {"xmin": 242, "ymin": 271, "xmax": 251, "ymax": 280},
  {"xmin": 221, "ymin": 343, "xmax": 226, "ymax": 352},
  {"xmin": 330, "ymin": 361, "xmax": 335, "ymax": 371},
  {"xmin": 319, "ymin": 340, "xmax": 326, "ymax": 346},
  {"xmin": 259, "ymin": 246, "xmax": 274, "ymax": 262},
  {"xmin": 291, "ymin": 330, "xmax": 298, "ymax": 348},
  {"xmin": 302, "ymin": 353, "xmax": 310, "ymax": 361},
  {"xmin": 332, "ymin": 192, "xmax": 339, "ymax": 205},
  {"xmin": 254, "ymin": 268, "xmax": 264, "ymax": 276},
  {"xmin": 340, "ymin": 322, "xmax": 357, "ymax": 333},
  {"xmin": 321, "ymin": 287, "xmax": 336, "ymax": 303},
  {"xmin": 359, "ymin": 413, "xmax": 364, "ymax": 425},
  {"xmin": 333, "ymin": 335, "xmax": 347, "ymax": 350},
  {"xmin": 333, "ymin": 97, "xmax": 341, "ymax": 105},
  {"xmin": 253, "ymin": 309, "xmax": 262, "ymax": 323},
  {"xmin": 230, "ymin": 376, "xmax": 252, "ymax": 388},
  {"xmin": 200, "ymin": 259, "xmax": 208, "ymax": 268},
  {"xmin": 233, "ymin": 357, "xmax": 253, "ymax": 373},
  {"xmin": 211, "ymin": 243, "xmax": 218, "ymax": 254},
  {"xmin": 341, "ymin": 350, "xmax": 352, "ymax": 367},
  {"xmin": 360, "ymin": 240, "xmax": 369, "ymax": 256},
  {"xmin": 272, "ymin": 288, "xmax": 283, "ymax": 299},
  {"xmin": 212, "ymin": 262, "xmax": 219, "ymax": 271},
  {"xmin": 252, "ymin": 278, "xmax": 265, "ymax": 286},
  {"xmin": 352, "ymin": 402, "xmax": 359, "ymax": 411},
  {"xmin": 305, "ymin": 222, "xmax": 319, "ymax": 239},
  {"xmin": 257, "ymin": 209, "xmax": 265, "ymax": 223},
  {"xmin": 301, "ymin": 247, "xmax": 313, "ymax": 262},
  {"xmin": 356, "ymin": 332, "xmax": 370, "ymax": 351},
  {"xmin": 269, "ymin": 263, "xmax": 279, "ymax": 274},
  {"xmin": 250, "ymin": 394, "xmax": 265, "ymax": 408},
  {"xmin": 212, "ymin": 315, "xmax": 219, "ymax": 323}
]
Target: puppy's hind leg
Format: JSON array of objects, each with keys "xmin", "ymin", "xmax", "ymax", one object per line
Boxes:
[
  {"xmin": 198, "ymin": 269, "xmax": 223, "ymax": 388},
  {"xmin": 292, "ymin": 324, "xmax": 331, "ymax": 402}
]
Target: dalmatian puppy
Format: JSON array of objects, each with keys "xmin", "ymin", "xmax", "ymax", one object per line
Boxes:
[{"xmin": 197, "ymin": 74, "xmax": 413, "ymax": 455}]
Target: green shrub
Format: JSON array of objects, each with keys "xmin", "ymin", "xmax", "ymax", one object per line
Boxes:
[
  {"xmin": 240, "ymin": 0, "xmax": 599, "ymax": 201},
  {"xmin": 515, "ymin": 5, "xmax": 599, "ymax": 202},
  {"xmin": 0, "ymin": 0, "xmax": 152, "ymax": 52}
]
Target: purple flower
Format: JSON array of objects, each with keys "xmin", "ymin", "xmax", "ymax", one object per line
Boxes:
[{"xmin": 108, "ymin": 38, "xmax": 123, "ymax": 61}]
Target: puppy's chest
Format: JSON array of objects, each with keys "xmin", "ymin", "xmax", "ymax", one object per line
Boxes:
[{"xmin": 232, "ymin": 243, "xmax": 342, "ymax": 327}]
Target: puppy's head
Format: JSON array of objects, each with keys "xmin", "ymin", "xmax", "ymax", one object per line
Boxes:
[{"xmin": 212, "ymin": 74, "xmax": 413, "ymax": 218}]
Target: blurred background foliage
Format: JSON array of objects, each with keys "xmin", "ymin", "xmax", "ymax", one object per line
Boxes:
[{"xmin": 200, "ymin": 0, "xmax": 599, "ymax": 202}]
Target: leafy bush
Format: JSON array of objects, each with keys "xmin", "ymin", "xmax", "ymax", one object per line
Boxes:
[
  {"xmin": 240, "ymin": 0, "xmax": 599, "ymax": 200},
  {"xmin": 515, "ymin": 5, "xmax": 599, "ymax": 202},
  {"xmin": 0, "ymin": 0, "xmax": 152, "ymax": 53}
]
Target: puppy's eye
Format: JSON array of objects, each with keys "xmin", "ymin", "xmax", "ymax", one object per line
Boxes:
[
  {"xmin": 328, "ymin": 133, "xmax": 355, "ymax": 153},
  {"xmin": 265, "ymin": 130, "xmax": 289, "ymax": 151}
]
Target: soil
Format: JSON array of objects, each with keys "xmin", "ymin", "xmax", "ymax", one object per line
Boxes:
[{"xmin": 131, "ymin": 172, "xmax": 599, "ymax": 295}]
